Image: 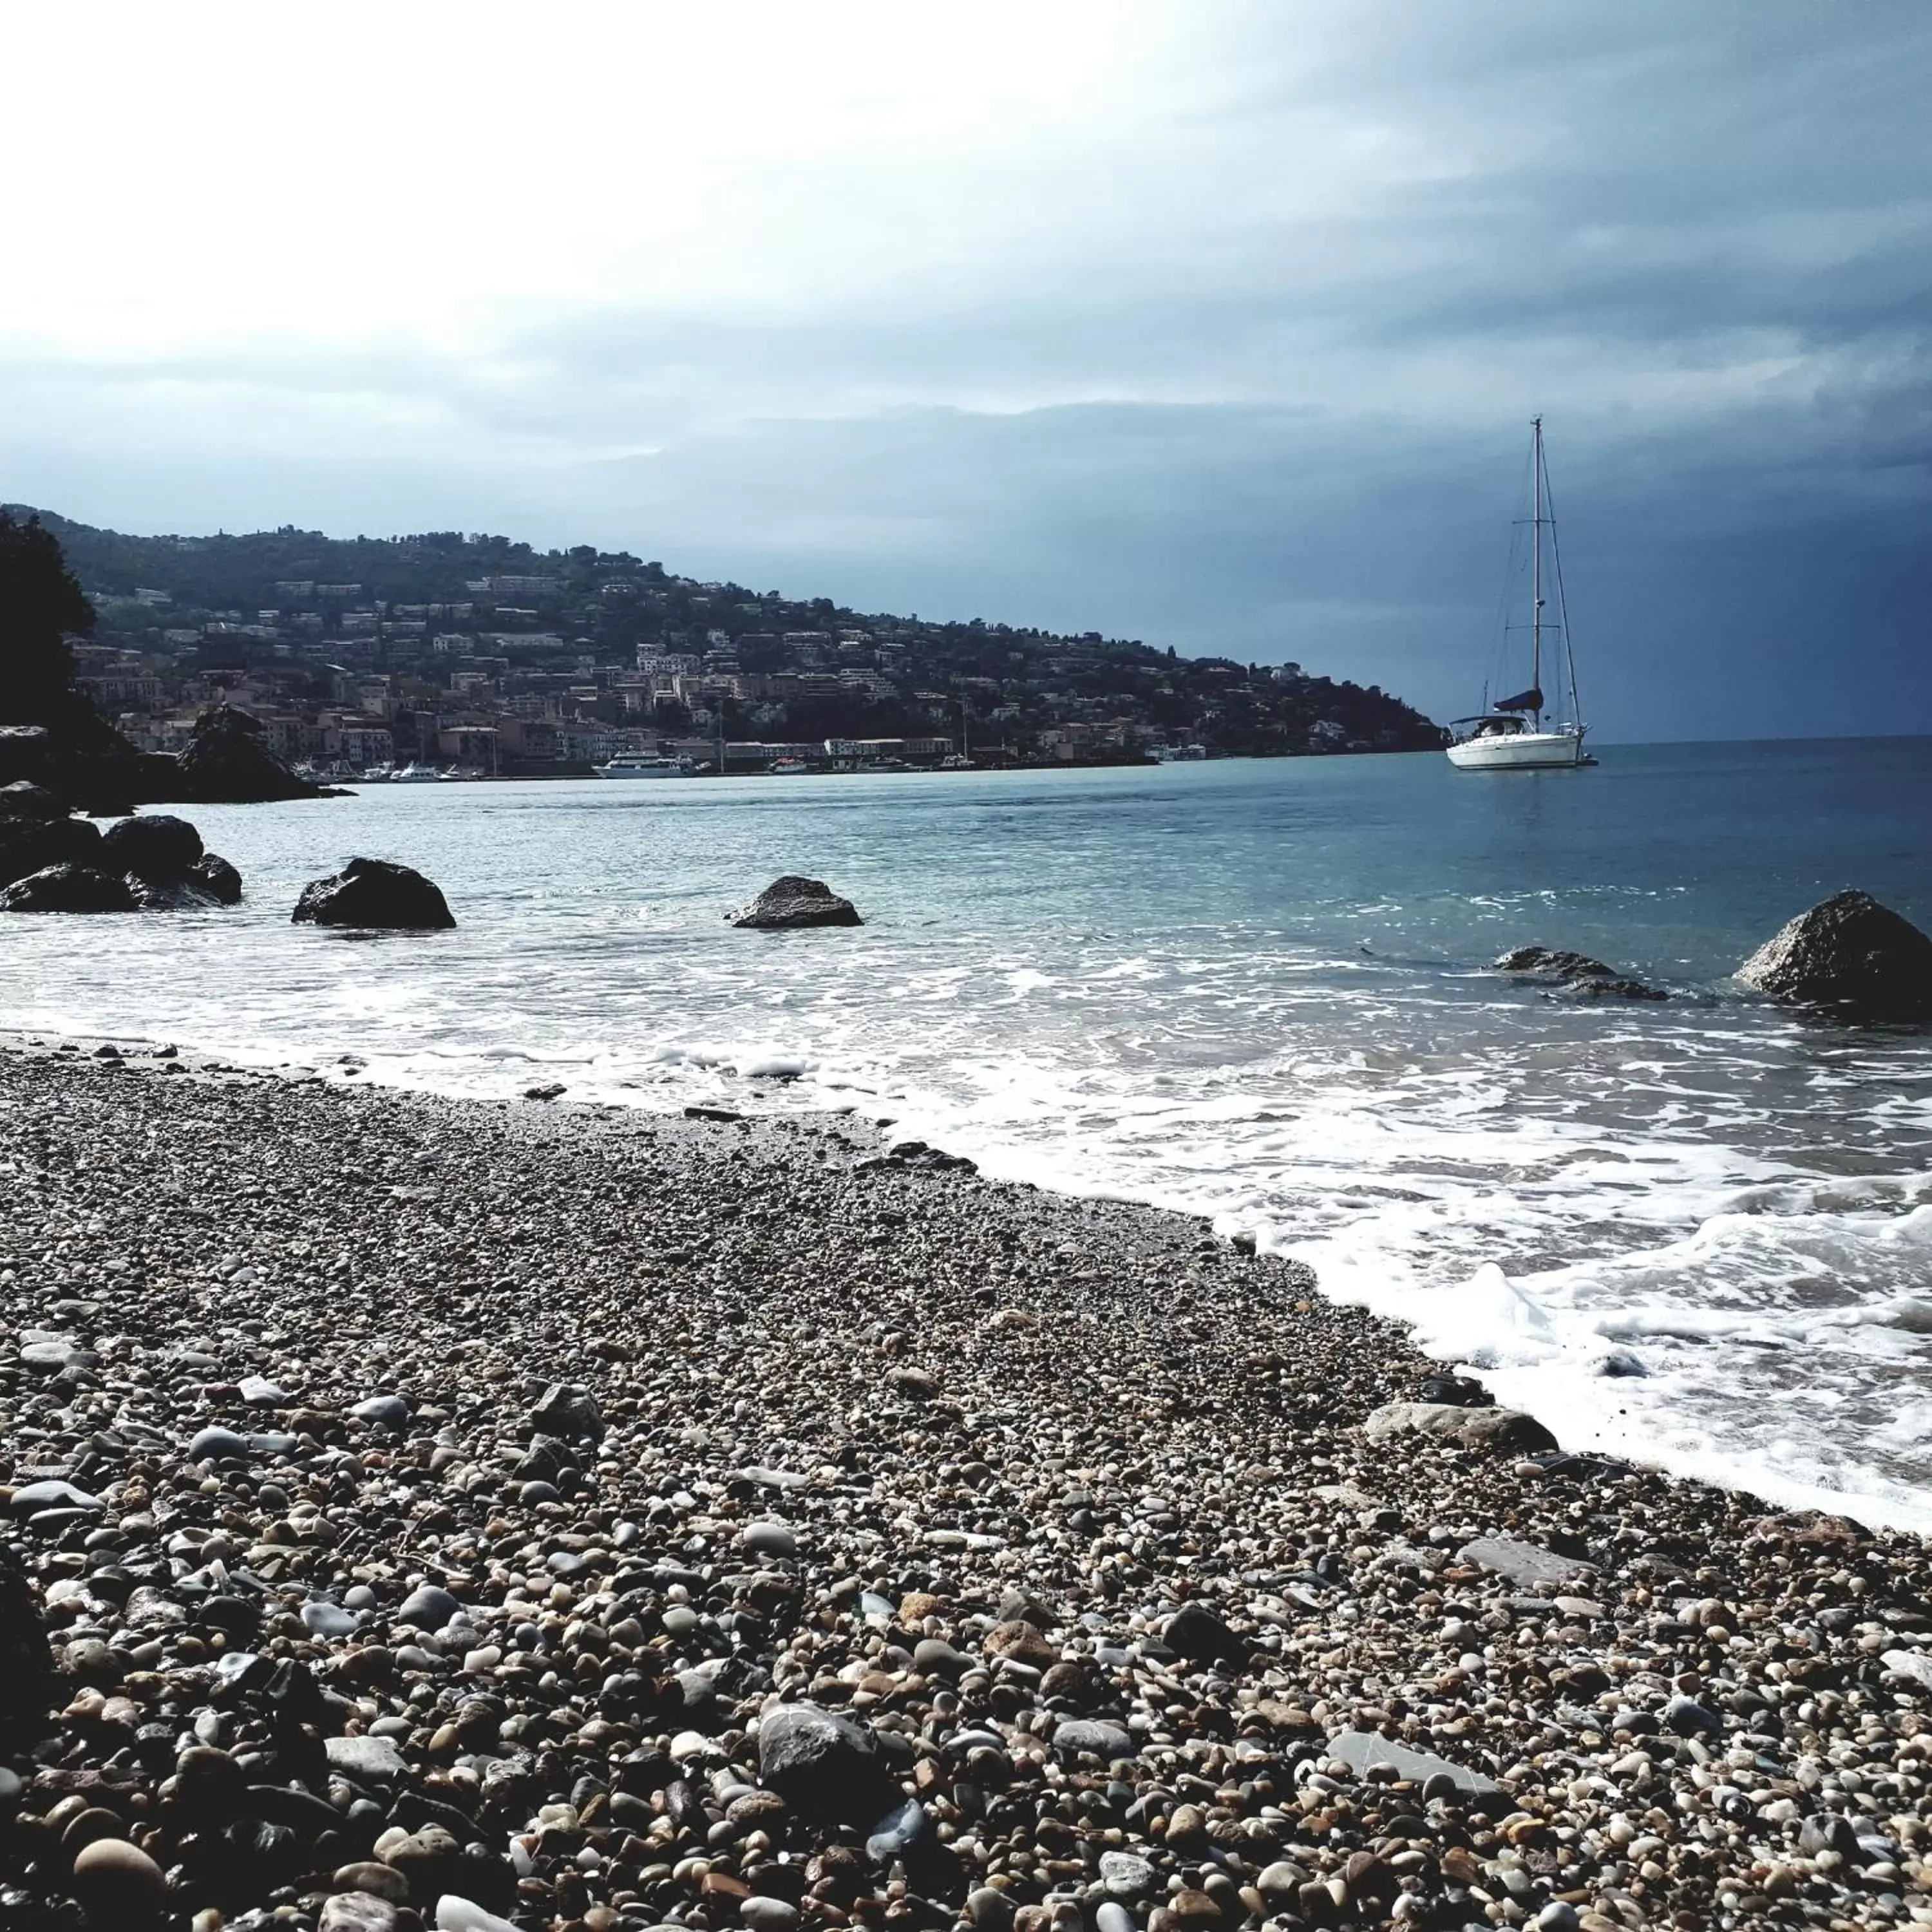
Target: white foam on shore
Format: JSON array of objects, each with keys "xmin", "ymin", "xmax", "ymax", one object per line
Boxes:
[{"xmin": 4, "ymin": 769, "xmax": 1930, "ymax": 1527}]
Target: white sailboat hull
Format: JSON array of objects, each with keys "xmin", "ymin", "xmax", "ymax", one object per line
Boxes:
[{"xmin": 1446, "ymin": 728, "xmax": 1588, "ymax": 771}]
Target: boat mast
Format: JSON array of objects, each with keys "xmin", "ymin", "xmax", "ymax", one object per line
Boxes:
[{"xmin": 1531, "ymin": 415, "xmax": 1544, "ymax": 732}]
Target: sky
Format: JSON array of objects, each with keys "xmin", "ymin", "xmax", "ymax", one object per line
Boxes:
[{"xmin": 5, "ymin": 1, "xmax": 1928, "ymax": 740}]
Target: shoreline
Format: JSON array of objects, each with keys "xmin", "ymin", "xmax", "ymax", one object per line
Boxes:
[
  {"xmin": 8, "ymin": 1020, "xmax": 1926, "ymax": 1540},
  {"xmin": 4, "ymin": 1041, "xmax": 1932, "ymax": 1929}
]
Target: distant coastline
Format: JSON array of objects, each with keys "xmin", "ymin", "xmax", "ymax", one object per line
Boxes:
[{"xmin": 12, "ymin": 506, "xmax": 1447, "ymax": 784}]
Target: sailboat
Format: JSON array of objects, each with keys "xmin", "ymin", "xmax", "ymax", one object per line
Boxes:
[{"xmin": 1446, "ymin": 417, "xmax": 1592, "ymax": 771}]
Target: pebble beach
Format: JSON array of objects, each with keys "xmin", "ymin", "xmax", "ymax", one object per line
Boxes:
[{"xmin": 5, "ymin": 1040, "xmax": 1932, "ymax": 1932}]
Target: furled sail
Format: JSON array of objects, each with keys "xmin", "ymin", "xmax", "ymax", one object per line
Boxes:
[{"xmin": 1493, "ymin": 685, "xmax": 1544, "ymax": 713}]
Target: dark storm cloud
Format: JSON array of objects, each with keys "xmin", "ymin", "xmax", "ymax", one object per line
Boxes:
[{"xmin": 6, "ymin": 1, "xmax": 1927, "ymax": 737}]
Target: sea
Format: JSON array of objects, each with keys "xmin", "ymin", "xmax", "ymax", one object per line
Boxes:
[{"xmin": 6, "ymin": 739, "xmax": 1931, "ymax": 1527}]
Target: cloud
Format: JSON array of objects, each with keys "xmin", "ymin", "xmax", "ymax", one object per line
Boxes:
[{"xmin": 2, "ymin": 1, "xmax": 1927, "ymax": 737}]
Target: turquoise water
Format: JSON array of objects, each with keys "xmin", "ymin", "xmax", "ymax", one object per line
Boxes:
[{"xmin": 5, "ymin": 740, "xmax": 1931, "ymax": 1522}]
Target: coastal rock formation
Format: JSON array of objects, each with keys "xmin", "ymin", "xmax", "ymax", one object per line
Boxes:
[
  {"xmin": 0, "ymin": 810, "xmax": 102, "ymax": 886},
  {"xmin": 94, "ymin": 811, "xmax": 243, "ymax": 907},
  {"xmin": 100, "ymin": 810, "xmax": 204, "ymax": 881},
  {"xmin": 0, "ymin": 861, "xmax": 138, "ymax": 913},
  {"xmin": 0, "ymin": 779, "xmax": 66, "ymax": 819},
  {"xmin": 292, "ymin": 857, "xmax": 456, "ymax": 929},
  {"xmin": 1737, "ymin": 888, "xmax": 1932, "ymax": 1022},
  {"xmin": 172, "ymin": 703, "xmax": 321, "ymax": 803},
  {"xmin": 728, "ymin": 874, "xmax": 864, "ymax": 929},
  {"xmin": 1363, "ymin": 1399, "xmax": 1559, "ymax": 1452},
  {"xmin": 1491, "ymin": 943, "xmax": 1665, "ymax": 1001}
]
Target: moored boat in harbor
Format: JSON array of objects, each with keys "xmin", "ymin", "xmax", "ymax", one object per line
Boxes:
[{"xmin": 1447, "ymin": 417, "xmax": 1592, "ymax": 772}]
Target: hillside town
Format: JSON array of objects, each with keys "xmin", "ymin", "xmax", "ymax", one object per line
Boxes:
[{"xmin": 34, "ymin": 515, "xmax": 1446, "ymax": 778}]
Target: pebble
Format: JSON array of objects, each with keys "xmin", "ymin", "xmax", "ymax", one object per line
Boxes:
[
  {"xmin": 352, "ymin": 1393, "xmax": 411, "ymax": 1430},
  {"xmin": 69, "ymin": 1834, "xmax": 166, "ymax": 1904},
  {"xmin": 1, "ymin": 1047, "xmax": 1929, "ymax": 1932},
  {"xmin": 395, "ymin": 1583, "xmax": 462, "ymax": 1629}
]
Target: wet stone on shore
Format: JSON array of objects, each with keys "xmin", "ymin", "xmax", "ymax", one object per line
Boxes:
[{"xmin": 3, "ymin": 1043, "xmax": 1932, "ymax": 1932}]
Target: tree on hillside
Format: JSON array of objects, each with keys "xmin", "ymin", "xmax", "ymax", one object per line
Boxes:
[{"xmin": 0, "ymin": 510, "xmax": 99, "ymax": 732}]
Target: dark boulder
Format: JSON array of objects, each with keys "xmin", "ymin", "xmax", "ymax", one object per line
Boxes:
[
  {"xmin": 292, "ymin": 857, "xmax": 455, "ymax": 929},
  {"xmin": 1164, "ymin": 1602, "xmax": 1248, "ymax": 1669},
  {"xmin": 1736, "ymin": 889, "xmax": 1932, "ymax": 1023},
  {"xmin": 0, "ymin": 779, "xmax": 66, "ymax": 819},
  {"xmin": 100, "ymin": 812, "xmax": 204, "ymax": 883},
  {"xmin": 1494, "ymin": 945, "xmax": 1614, "ymax": 976},
  {"xmin": 0, "ymin": 812, "xmax": 101, "ymax": 886},
  {"xmin": 728, "ymin": 875, "xmax": 864, "ymax": 929},
  {"xmin": 0, "ymin": 1545, "xmax": 57, "ymax": 1749},
  {"xmin": 756, "ymin": 1703, "xmax": 891, "ymax": 1823},
  {"xmin": 190, "ymin": 853, "xmax": 244, "ymax": 904},
  {"xmin": 0, "ymin": 862, "xmax": 138, "ymax": 913},
  {"xmin": 173, "ymin": 704, "xmax": 321, "ymax": 804},
  {"xmin": 1492, "ymin": 944, "xmax": 1664, "ymax": 1001}
]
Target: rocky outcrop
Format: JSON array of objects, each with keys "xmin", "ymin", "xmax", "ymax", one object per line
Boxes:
[
  {"xmin": 100, "ymin": 811, "xmax": 204, "ymax": 882},
  {"xmin": 0, "ymin": 811, "xmax": 102, "ymax": 886},
  {"xmin": 727, "ymin": 875, "xmax": 864, "ymax": 929},
  {"xmin": 1492, "ymin": 944, "xmax": 1665, "ymax": 1001},
  {"xmin": 0, "ymin": 722, "xmax": 153, "ymax": 815},
  {"xmin": 171, "ymin": 705, "xmax": 321, "ymax": 804},
  {"xmin": 1363, "ymin": 1399, "xmax": 1558, "ymax": 1453},
  {"xmin": 0, "ymin": 779, "xmax": 66, "ymax": 819},
  {"xmin": 1736, "ymin": 889, "xmax": 1932, "ymax": 1023},
  {"xmin": 0, "ymin": 862, "xmax": 137, "ymax": 913},
  {"xmin": 292, "ymin": 857, "xmax": 456, "ymax": 929}
]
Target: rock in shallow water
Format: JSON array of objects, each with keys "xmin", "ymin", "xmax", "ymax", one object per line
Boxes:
[
  {"xmin": 727, "ymin": 874, "xmax": 864, "ymax": 929},
  {"xmin": 1736, "ymin": 887, "xmax": 1932, "ymax": 1022},
  {"xmin": 1492, "ymin": 944, "xmax": 1665, "ymax": 1000},
  {"xmin": 100, "ymin": 811, "xmax": 204, "ymax": 882},
  {"xmin": 292, "ymin": 856, "xmax": 456, "ymax": 929},
  {"xmin": 0, "ymin": 861, "xmax": 137, "ymax": 913}
]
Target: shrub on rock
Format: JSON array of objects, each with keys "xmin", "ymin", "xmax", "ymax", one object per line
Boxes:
[
  {"xmin": 1737, "ymin": 889, "xmax": 1932, "ymax": 1022},
  {"xmin": 292, "ymin": 857, "xmax": 455, "ymax": 929},
  {"xmin": 727, "ymin": 875, "xmax": 863, "ymax": 929},
  {"xmin": 0, "ymin": 862, "xmax": 137, "ymax": 913}
]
